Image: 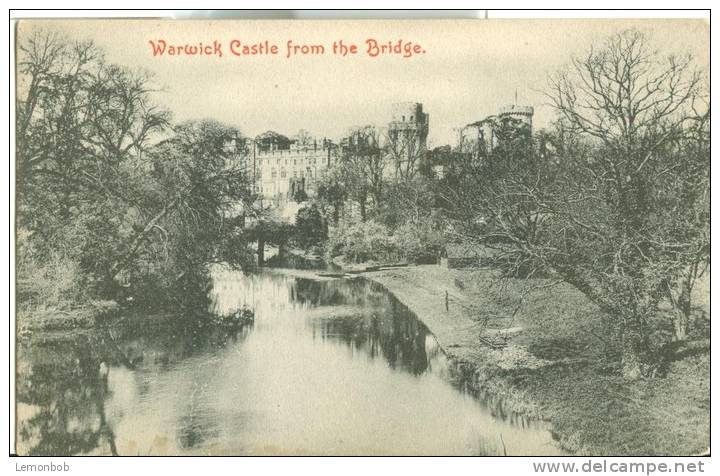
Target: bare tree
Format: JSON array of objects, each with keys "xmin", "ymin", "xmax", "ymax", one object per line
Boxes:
[
  {"xmin": 340, "ymin": 125, "xmax": 385, "ymax": 221},
  {"xmin": 386, "ymin": 125, "xmax": 426, "ymax": 181},
  {"xmin": 443, "ymin": 29, "xmax": 709, "ymax": 379},
  {"xmin": 17, "ymin": 31, "xmax": 170, "ymax": 213},
  {"xmin": 548, "ymin": 29, "xmax": 709, "ymax": 343},
  {"xmin": 359, "ymin": 126, "xmax": 386, "ymax": 209}
]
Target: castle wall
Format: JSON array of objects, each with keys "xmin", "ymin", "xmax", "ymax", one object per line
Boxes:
[
  {"xmin": 254, "ymin": 141, "xmax": 337, "ymax": 205},
  {"xmin": 249, "ymin": 101, "xmax": 532, "ymax": 209}
]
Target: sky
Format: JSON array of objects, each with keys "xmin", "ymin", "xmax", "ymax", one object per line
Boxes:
[{"xmin": 16, "ymin": 18, "xmax": 709, "ymax": 147}]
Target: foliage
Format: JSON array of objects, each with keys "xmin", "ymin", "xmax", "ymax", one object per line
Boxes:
[
  {"xmin": 327, "ymin": 216, "xmax": 443, "ymax": 265},
  {"xmin": 316, "ymin": 168, "xmax": 348, "ymax": 225},
  {"xmin": 294, "ymin": 203, "xmax": 328, "ymax": 250},
  {"xmin": 378, "ymin": 177, "xmax": 437, "ymax": 230},
  {"xmin": 249, "ymin": 217, "xmax": 295, "ymax": 248},
  {"xmin": 15, "ymin": 30, "xmax": 255, "ymax": 319},
  {"xmin": 292, "ymin": 187, "xmax": 308, "ymax": 203},
  {"xmin": 327, "ymin": 221, "xmax": 400, "ymax": 263},
  {"xmin": 16, "ymin": 231, "xmax": 88, "ymax": 312},
  {"xmin": 393, "ymin": 220, "xmax": 445, "ymax": 264}
]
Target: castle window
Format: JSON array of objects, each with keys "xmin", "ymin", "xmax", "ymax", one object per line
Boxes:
[
  {"xmin": 271, "ymin": 168, "xmax": 277, "ymax": 179},
  {"xmin": 281, "ymin": 168, "xmax": 286, "ymax": 178},
  {"xmin": 293, "ymin": 170, "xmax": 297, "ymax": 177},
  {"xmin": 402, "ymin": 115, "xmax": 405, "ymax": 122},
  {"xmin": 410, "ymin": 115, "xmax": 414, "ymax": 121}
]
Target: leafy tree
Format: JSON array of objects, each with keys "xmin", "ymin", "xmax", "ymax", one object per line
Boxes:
[
  {"xmin": 16, "ymin": 31, "xmax": 170, "ymax": 300},
  {"xmin": 294, "ymin": 204, "xmax": 328, "ymax": 250},
  {"xmin": 293, "ymin": 187, "xmax": 308, "ymax": 203},
  {"xmin": 327, "ymin": 221, "xmax": 398, "ymax": 263},
  {"xmin": 122, "ymin": 119, "xmax": 255, "ymax": 306},
  {"xmin": 316, "ymin": 168, "xmax": 348, "ymax": 225},
  {"xmin": 16, "ymin": 30, "xmax": 255, "ymax": 314}
]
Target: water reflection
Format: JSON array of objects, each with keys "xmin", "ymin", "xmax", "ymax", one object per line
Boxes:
[
  {"xmin": 16, "ymin": 334, "xmax": 117, "ymax": 455},
  {"xmin": 300, "ymin": 280, "xmax": 432, "ymax": 376},
  {"xmin": 16, "ymin": 268, "xmax": 561, "ymax": 456}
]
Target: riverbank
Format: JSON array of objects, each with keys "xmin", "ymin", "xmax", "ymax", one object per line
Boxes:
[
  {"xmin": 16, "ymin": 299, "xmax": 122, "ymax": 336},
  {"xmin": 362, "ymin": 265, "xmax": 710, "ymax": 456}
]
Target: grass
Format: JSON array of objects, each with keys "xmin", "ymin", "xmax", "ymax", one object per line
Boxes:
[
  {"xmin": 506, "ymin": 277, "xmax": 709, "ymax": 455},
  {"xmin": 368, "ymin": 265, "xmax": 710, "ymax": 456},
  {"xmin": 521, "ymin": 351, "xmax": 710, "ymax": 455}
]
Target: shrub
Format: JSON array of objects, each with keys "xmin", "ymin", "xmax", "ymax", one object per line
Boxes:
[
  {"xmin": 327, "ymin": 219, "xmax": 447, "ymax": 264},
  {"xmin": 328, "ymin": 221, "xmax": 400, "ymax": 263},
  {"xmin": 294, "ymin": 204, "xmax": 328, "ymax": 250},
  {"xmin": 394, "ymin": 221, "xmax": 445, "ymax": 264},
  {"xmin": 16, "ymin": 231, "xmax": 88, "ymax": 312}
]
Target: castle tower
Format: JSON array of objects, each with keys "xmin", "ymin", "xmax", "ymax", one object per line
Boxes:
[
  {"xmin": 388, "ymin": 102, "xmax": 429, "ymax": 147},
  {"xmin": 387, "ymin": 102, "xmax": 429, "ymax": 178},
  {"xmin": 497, "ymin": 104, "xmax": 534, "ymax": 131}
]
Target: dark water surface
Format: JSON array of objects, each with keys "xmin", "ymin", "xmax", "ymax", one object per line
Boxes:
[{"xmin": 16, "ymin": 268, "xmax": 561, "ymax": 455}]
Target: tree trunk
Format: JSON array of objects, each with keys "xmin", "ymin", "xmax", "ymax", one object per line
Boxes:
[
  {"xmin": 257, "ymin": 238, "xmax": 265, "ymax": 267},
  {"xmin": 673, "ymin": 282, "xmax": 691, "ymax": 341},
  {"xmin": 621, "ymin": 347, "xmax": 643, "ymax": 380},
  {"xmin": 621, "ymin": 325, "xmax": 647, "ymax": 380},
  {"xmin": 667, "ymin": 267, "xmax": 696, "ymax": 342},
  {"xmin": 673, "ymin": 311, "xmax": 688, "ymax": 342},
  {"xmin": 359, "ymin": 194, "xmax": 367, "ymax": 222}
]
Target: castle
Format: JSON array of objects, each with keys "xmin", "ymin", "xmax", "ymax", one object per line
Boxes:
[
  {"xmin": 459, "ymin": 104, "xmax": 534, "ymax": 154},
  {"xmin": 252, "ymin": 132, "xmax": 336, "ymax": 207},
  {"xmin": 248, "ymin": 102, "xmax": 430, "ymax": 209},
  {"xmin": 242, "ymin": 101, "xmax": 532, "ymax": 212}
]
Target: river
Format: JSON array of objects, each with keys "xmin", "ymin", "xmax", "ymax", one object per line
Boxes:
[{"xmin": 15, "ymin": 267, "xmax": 561, "ymax": 456}]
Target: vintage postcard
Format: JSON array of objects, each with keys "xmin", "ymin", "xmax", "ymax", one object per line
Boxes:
[{"xmin": 13, "ymin": 16, "xmax": 710, "ymax": 457}]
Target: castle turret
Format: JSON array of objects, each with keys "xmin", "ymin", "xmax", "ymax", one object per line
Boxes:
[
  {"xmin": 387, "ymin": 102, "xmax": 429, "ymax": 178},
  {"xmin": 459, "ymin": 103, "xmax": 534, "ymax": 156},
  {"xmin": 388, "ymin": 102, "xmax": 429, "ymax": 148},
  {"xmin": 498, "ymin": 104, "xmax": 534, "ymax": 131}
]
